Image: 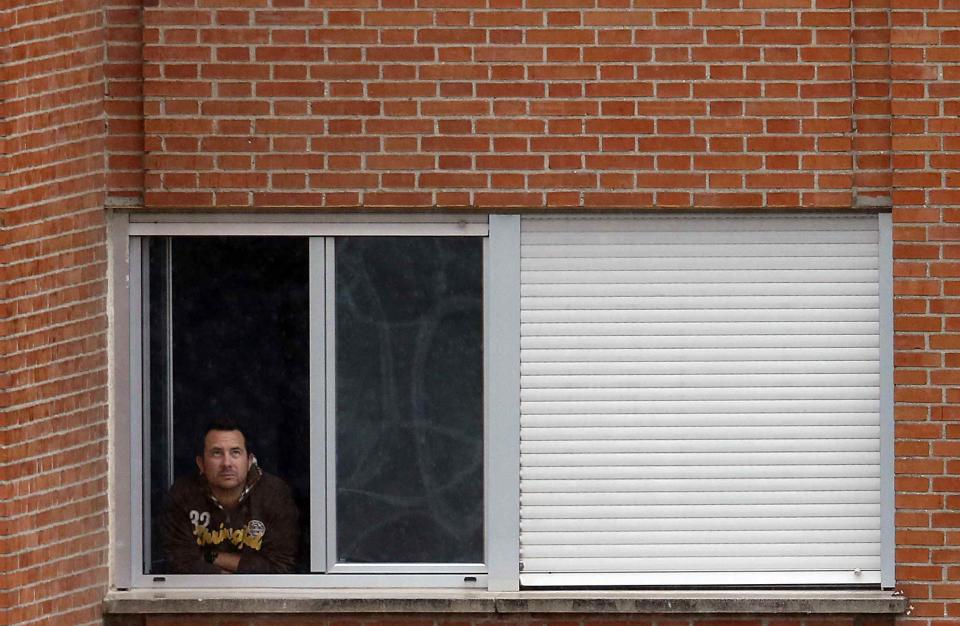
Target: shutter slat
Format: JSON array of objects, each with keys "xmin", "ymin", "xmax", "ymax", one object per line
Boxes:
[
  {"xmin": 522, "ymin": 400, "xmax": 880, "ymax": 414},
  {"xmin": 523, "ymin": 481, "xmax": 881, "ymax": 495},
  {"xmin": 521, "ymin": 502, "xmax": 881, "ymax": 519},
  {"xmin": 523, "ymin": 477, "xmax": 880, "ymax": 493},
  {"xmin": 524, "ymin": 451, "xmax": 880, "ymax": 467},
  {"xmin": 522, "ymin": 387, "xmax": 879, "ymax": 402},
  {"xmin": 523, "ymin": 347, "xmax": 880, "ymax": 362},
  {"xmin": 522, "ymin": 529, "xmax": 881, "ymax": 545},
  {"xmin": 522, "ymin": 361, "xmax": 879, "ymax": 375},
  {"xmin": 522, "ymin": 412, "xmax": 879, "ymax": 427},
  {"xmin": 522, "ymin": 269, "xmax": 879, "ymax": 284},
  {"xmin": 523, "ymin": 373, "xmax": 879, "ymax": 388},
  {"xmin": 522, "ymin": 464, "xmax": 880, "ymax": 479},
  {"xmin": 522, "ymin": 243, "xmax": 878, "ymax": 259},
  {"xmin": 521, "ymin": 542, "xmax": 880, "ymax": 558},
  {"xmin": 521, "ymin": 489, "xmax": 880, "ymax": 506},
  {"xmin": 522, "ymin": 516, "xmax": 880, "ymax": 532},
  {"xmin": 523, "ymin": 308, "xmax": 879, "ymax": 322},
  {"xmin": 522, "ymin": 321, "xmax": 879, "ymax": 337},
  {"xmin": 521, "ymin": 556, "xmax": 881, "ymax": 572},
  {"xmin": 522, "ymin": 439, "xmax": 879, "ymax": 454},
  {"xmin": 522, "ymin": 295, "xmax": 880, "ymax": 310},
  {"xmin": 519, "ymin": 214, "xmax": 882, "ymax": 585},
  {"xmin": 522, "ymin": 425, "xmax": 880, "ymax": 441},
  {"xmin": 522, "ymin": 216, "xmax": 877, "ymax": 232},
  {"xmin": 521, "ymin": 571, "xmax": 881, "ymax": 585},
  {"xmin": 522, "ymin": 335, "xmax": 879, "ymax": 349},
  {"xmin": 523, "ymin": 282, "xmax": 879, "ymax": 296},
  {"xmin": 521, "ymin": 215, "xmax": 877, "ymax": 234},
  {"xmin": 521, "ymin": 256, "xmax": 879, "ymax": 271}
]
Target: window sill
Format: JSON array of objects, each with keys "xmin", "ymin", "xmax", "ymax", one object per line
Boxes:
[{"xmin": 103, "ymin": 588, "xmax": 907, "ymax": 615}]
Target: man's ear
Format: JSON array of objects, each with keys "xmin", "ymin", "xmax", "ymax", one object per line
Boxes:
[{"xmin": 196, "ymin": 455, "xmax": 204, "ymax": 474}]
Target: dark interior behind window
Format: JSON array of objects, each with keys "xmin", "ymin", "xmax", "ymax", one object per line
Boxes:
[{"xmin": 146, "ymin": 236, "xmax": 310, "ymax": 574}]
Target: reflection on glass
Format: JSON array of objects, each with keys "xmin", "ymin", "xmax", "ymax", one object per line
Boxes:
[
  {"xmin": 335, "ymin": 237, "xmax": 484, "ymax": 564},
  {"xmin": 145, "ymin": 237, "xmax": 310, "ymax": 574}
]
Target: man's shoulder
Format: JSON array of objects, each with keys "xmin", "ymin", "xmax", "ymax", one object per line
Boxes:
[
  {"xmin": 249, "ymin": 471, "xmax": 296, "ymax": 507},
  {"xmin": 253, "ymin": 471, "xmax": 293, "ymax": 495}
]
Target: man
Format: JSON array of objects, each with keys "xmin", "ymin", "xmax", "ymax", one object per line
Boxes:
[{"xmin": 162, "ymin": 419, "xmax": 299, "ymax": 574}]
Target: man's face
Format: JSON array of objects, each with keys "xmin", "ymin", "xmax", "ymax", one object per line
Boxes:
[{"xmin": 195, "ymin": 429, "xmax": 251, "ymax": 498}]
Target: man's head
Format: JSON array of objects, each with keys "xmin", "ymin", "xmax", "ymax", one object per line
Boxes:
[{"xmin": 195, "ymin": 419, "xmax": 254, "ymax": 503}]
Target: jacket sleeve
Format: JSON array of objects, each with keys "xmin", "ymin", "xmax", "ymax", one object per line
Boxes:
[
  {"xmin": 235, "ymin": 477, "xmax": 300, "ymax": 574},
  {"xmin": 162, "ymin": 484, "xmax": 221, "ymax": 575}
]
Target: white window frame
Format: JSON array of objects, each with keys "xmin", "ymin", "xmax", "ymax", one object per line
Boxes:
[
  {"xmin": 110, "ymin": 210, "xmax": 891, "ymax": 592},
  {"xmin": 110, "ymin": 212, "xmax": 522, "ymax": 590}
]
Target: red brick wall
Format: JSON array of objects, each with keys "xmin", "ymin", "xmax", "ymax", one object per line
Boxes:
[
  {"xmin": 889, "ymin": 0, "xmax": 960, "ymax": 624},
  {"xmin": 105, "ymin": 0, "xmax": 146, "ymax": 207},
  {"xmin": 140, "ymin": 0, "xmax": 893, "ymax": 210},
  {"xmin": 0, "ymin": 1, "xmax": 110, "ymax": 625}
]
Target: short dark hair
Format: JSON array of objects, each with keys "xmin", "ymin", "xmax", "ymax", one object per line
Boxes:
[{"xmin": 197, "ymin": 418, "xmax": 254, "ymax": 456}]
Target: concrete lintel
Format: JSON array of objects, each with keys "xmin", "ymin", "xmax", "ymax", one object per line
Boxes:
[
  {"xmin": 103, "ymin": 589, "xmax": 907, "ymax": 615},
  {"xmin": 853, "ymin": 193, "xmax": 893, "ymax": 209}
]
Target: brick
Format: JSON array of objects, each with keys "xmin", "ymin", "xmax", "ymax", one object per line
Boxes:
[
  {"xmin": 899, "ymin": 565, "xmax": 946, "ymax": 581},
  {"xmin": 419, "ymin": 173, "xmax": 488, "ymax": 188},
  {"xmin": 898, "ymin": 458, "xmax": 945, "ymax": 474},
  {"xmin": 528, "ymin": 173, "xmax": 598, "ymax": 188}
]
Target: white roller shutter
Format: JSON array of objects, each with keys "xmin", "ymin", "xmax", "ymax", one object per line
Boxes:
[{"xmin": 519, "ymin": 214, "xmax": 882, "ymax": 586}]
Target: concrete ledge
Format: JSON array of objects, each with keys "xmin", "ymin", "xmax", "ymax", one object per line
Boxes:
[{"xmin": 103, "ymin": 589, "xmax": 907, "ymax": 615}]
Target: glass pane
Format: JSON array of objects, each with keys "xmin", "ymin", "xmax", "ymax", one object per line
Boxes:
[
  {"xmin": 145, "ymin": 236, "xmax": 310, "ymax": 574},
  {"xmin": 335, "ymin": 237, "xmax": 483, "ymax": 564},
  {"xmin": 145, "ymin": 237, "xmax": 171, "ymax": 574}
]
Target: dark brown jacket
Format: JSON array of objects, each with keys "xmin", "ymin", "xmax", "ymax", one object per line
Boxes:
[{"xmin": 162, "ymin": 464, "xmax": 299, "ymax": 574}]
